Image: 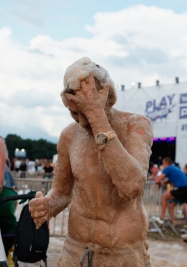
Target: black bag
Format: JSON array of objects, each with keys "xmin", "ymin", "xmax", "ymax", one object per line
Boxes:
[{"xmin": 13, "ymin": 204, "xmax": 49, "ymax": 267}]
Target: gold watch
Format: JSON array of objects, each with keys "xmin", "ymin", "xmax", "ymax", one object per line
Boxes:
[{"xmin": 95, "ymin": 130, "xmax": 116, "ymax": 150}]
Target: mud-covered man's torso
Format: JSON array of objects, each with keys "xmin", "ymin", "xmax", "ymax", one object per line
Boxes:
[
  {"xmin": 53, "ymin": 109, "xmax": 151, "ymax": 249},
  {"xmin": 29, "ymin": 57, "xmax": 153, "ymax": 267}
]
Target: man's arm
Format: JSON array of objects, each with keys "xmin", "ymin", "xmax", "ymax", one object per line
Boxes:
[
  {"xmin": 99, "ymin": 115, "xmax": 153, "ymax": 200},
  {"xmin": 155, "ymin": 173, "xmax": 166, "ymax": 184},
  {"xmin": 29, "ymin": 125, "xmax": 75, "ymax": 227},
  {"xmin": 46, "ymin": 126, "xmax": 75, "ymax": 219}
]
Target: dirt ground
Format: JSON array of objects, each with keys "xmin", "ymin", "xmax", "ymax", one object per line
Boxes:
[{"xmin": 16, "ymin": 235, "xmax": 187, "ymax": 267}]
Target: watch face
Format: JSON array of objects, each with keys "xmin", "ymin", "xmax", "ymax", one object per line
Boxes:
[{"xmin": 96, "ymin": 133, "xmax": 108, "ymax": 145}]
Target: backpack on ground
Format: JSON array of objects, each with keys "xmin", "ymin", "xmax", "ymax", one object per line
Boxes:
[{"xmin": 13, "ymin": 203, "xmax": 49, "ymax": 267}]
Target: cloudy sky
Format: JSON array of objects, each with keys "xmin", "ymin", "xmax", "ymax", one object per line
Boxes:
[{"xmin": 0, "ymin": 0, "xmax": 187, "ymax": 143}]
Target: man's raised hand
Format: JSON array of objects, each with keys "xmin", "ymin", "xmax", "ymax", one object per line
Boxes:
[{"xmin": 65, "ymin": 74, "xmax": 102, "ymax": 116}]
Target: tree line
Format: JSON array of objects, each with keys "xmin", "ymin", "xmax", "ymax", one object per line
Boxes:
[{"xmin": 5, "ymin": 134, "xmax": 57, "ymax": 161}]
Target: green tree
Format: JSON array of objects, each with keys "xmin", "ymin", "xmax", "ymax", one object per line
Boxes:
[{"xmin": 5, "ymin": 134, "xmax": 57, "ymax": 160}]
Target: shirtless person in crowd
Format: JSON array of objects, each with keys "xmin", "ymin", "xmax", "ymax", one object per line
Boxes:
[{"xmin": 29, "ymin": 57, "xmax": 153, "ymax": 267}]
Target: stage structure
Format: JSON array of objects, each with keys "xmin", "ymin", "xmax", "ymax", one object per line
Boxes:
[{"xmin": 115, "ymin": 82, "xmax": 187, "ymax": 168}]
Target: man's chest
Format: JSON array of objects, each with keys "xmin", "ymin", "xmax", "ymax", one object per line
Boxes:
[
  {"xmin": 68, "ymin": 134, "xmax": 119, "ymax": 210},
  {"xmin": 69, "ymin": 135, "xmax": 101, "ymax": 181}
]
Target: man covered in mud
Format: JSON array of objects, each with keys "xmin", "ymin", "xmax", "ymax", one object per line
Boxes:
[{"xmin": 29, "ymin": 57, "xmax": 153, "ymax": 267}]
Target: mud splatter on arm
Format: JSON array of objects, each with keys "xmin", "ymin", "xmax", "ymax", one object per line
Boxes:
[
  {"xmin": 100, "ymin": 115, "xmax": 153, "ymax": 200},
  {"xmin": 46, "ymin": 126, "xmax": 74, "ymax": 219}
]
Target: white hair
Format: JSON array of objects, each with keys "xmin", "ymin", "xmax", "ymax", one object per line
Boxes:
[{"xmin": 61, "ymin": 57, "xmax": 117, "ymax": 108}]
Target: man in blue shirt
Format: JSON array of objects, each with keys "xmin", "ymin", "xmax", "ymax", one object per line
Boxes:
[{"xmin": 155, "ymin": 157, "xmax": 187, "ymax": 224}]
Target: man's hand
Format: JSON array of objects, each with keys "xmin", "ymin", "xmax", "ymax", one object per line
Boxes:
[
  {"xmin": 158, "ymin": 181, "xmax": 166, "ymax": 188},
  {"xmin": 155, "ymin": 173, "xmax": 165, "ymax": 184},
  {"xmin": 65, "ymin": 74, "xmax": 103, "ymax": 116},
  {"xmin": 29, "ymin": 191, "xmax": 50, "ymax": 229}
]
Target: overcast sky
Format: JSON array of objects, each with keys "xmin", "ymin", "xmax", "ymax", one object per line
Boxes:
[{"xmin": 0, "ymin": 0, "xmax": 187, "ymax": 143}]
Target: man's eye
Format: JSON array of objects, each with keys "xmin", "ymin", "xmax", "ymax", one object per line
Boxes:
[
  {"xmin": 70, "ymin": 111, "xmax": 78, "ymax": 116},
  {"xmin": 66, "ymin": 89, "xmax": 76, "ymax": 95}
]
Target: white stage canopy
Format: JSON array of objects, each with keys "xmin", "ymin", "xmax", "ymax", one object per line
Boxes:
[{"xmin": 115, "ymin": 82, "xmax": 187, "ymax": 168}]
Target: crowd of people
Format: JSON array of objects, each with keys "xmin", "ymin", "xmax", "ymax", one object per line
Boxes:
[
  {"xmin": 148, "ymin": 156, "xmax": 187, "ymax": 242},
  {"xmin": 8, "ymin": 158, "xmax": 55, "ymax": 179}
]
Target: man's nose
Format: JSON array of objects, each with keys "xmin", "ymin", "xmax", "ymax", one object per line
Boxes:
[{"xmin": 78, "ymin": 112, "xmax": 89, "ymax": 128}]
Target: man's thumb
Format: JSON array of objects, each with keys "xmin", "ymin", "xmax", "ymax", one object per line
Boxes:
[{"xmin": 35, "ymin": 191, "xmax": 44, "ymax": 198}]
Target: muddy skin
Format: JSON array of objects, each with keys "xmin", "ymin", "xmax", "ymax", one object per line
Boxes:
[{"xmin": 29, "ymin": 57, "xmax": 153, "ymax": 267}]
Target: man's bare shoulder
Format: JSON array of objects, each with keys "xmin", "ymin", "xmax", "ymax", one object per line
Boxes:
[
  {"xmin": 113, "ymin": 109, "xmax": 153, "ymax": 144},
  {"xmin": 127, "ymin": 113, "xmax": 152, "ymax": 127},
  {"xmin": 125, "ymin": 113, "xmax": 153, "ymax": 146},
  {"xmin": 114, "ymin": 109, "xmax": 151, "ymax": 125},
  {"xmin": 58, "ymin": 122, "xmax": 78, "ymax": 145}
]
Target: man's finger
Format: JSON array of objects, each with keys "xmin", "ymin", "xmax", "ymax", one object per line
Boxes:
[
  {"xmin": 35, "ymin": 191, "xmax": 44, "ymax": 198},
  {"xmin": 65, "ymin": 93, "xmax": 77, "ymax": 103},
  {"xmin": 33, "ymin": 210, "xmax": 48, "ymax": 218},
  {"xmin": 88, "ymin": 73, "xmax": 95, "ymax": 84},
  {"xmin": 80, "ymin": 79, "xmax": 87, "ymax": 88}
]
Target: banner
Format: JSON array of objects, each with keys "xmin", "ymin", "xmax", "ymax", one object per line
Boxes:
[
  {"xmin": 176, "ymin": 88, "xmax": 187, "ymax": 168},
  {"xmin": 115, "ymin": 83, "xmax": 187, "ymax": 168}
]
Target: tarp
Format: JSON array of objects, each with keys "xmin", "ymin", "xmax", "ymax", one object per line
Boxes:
[{"xmin": 115, "ymin": 82, "xmax": 187, "ymax": 168}]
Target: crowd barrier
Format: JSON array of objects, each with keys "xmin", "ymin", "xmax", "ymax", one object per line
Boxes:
[
  {"xmin": 143, "ymin": 181, "xmax": 184, "ymax": 220},
  {"xmin": 13, "ymin": 177, "xmax": 185, "ymax": 237},
  {"xmin": 11, "ymin": 171, "xmax": 54, "ymax": 180},
  {"xmin": 14, "ymin": 177, "xmax": 68, "ymax": 237}
]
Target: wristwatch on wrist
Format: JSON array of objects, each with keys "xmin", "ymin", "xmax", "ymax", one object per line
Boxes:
[{"xmin": 95, "ymin": 130, "xmax": 116, "ymax": 150}]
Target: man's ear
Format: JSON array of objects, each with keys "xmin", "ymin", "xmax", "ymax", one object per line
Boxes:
[{"xmin": 106, "ymin": 86, "xmax": 117, "ymax": 108}]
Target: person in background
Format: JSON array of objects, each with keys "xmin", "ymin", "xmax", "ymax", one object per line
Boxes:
[
  {"xmin": 43, "ymin": 160, "xmax": 54, "ymax": 179},
  {"xmin": 148, "ymin": 165, "xmax": 159, "ymax": 182},
  {"xmin": 0, "ymin": 138, "xmax": 17, "ymax": 190},
  {"xmin": 37, "ymin": 164, "xmax": 43, "ymax": 176},
  {"xmin": 9, "ymin": 159, "xmax": 15, "ymax": 171},
  {"xmin": 148, "ymin": 165, "xmax": 159, "ymax": 198},
  {"xmin": 0, "ymin": 137, "xmax": 9, "ymax": 267},
  {"xmin": 0, "ymin": 139, "xmax": 17, "ymax": 263},
  {"xmin": 155, "ymin": 157, "xmax": 187, "ymax": 225},
  {"xmin": 14, "ymin": 158, "xmax": 21, "ymax": 172},
  {"xmin": 0, "ymin": 138, "xmax": 6, "ymax": 194},
  {"xmin": 157, "ymin": 164, "xmax": 164, "ymax": 176},
  {"xmin": 19, "ymin": 159, "xmax": 27, "ymax": 178},
  {"xmin": 4, "ymin": 165, "xmax": 18, "ymax": 191}
]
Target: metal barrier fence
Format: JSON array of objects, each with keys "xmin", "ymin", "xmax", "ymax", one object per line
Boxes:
[
  {"xmin": 143, "ymin": 181, "xmax": 184, "ymax": 220},
  {"xmin": 11, "ymin": 171, "xmax": 54, "ymax": 180},
  {"xmin": 13, "ymin": 178, "xmax": 185, "ymax": 237},
  {"xmin": 14, "ymin": 177, "xmax": 69, "ymax": 237},
  {"xmin": 143, "ymin": 181, "xmax": 162, "ymax": 218}
]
